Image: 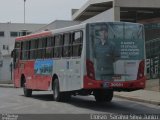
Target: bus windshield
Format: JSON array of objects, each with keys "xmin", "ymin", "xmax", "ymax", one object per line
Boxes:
[{"xmin": 87, "ymin": 22, "xmax": 144, "ymax": 81}]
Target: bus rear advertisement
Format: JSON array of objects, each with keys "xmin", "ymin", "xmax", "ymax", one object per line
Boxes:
[{"xmin": 12, "ymin": 22, "xmax": 146, "ymax": 102}]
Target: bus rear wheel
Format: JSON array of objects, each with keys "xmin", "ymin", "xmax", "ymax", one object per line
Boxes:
[
  {"xmin": 93, "ymin": 89, "xmax": 113, "ymax": 102},
  {"xmin": 53, "ymin": 78, "xmax": 71, "ymax": 102},
  {"xmin": 23, "ymin": 79, "xmax": 32, "ymax": 97}
]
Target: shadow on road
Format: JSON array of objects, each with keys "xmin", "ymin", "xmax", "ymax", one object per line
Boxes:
[
  {"xmin": 30, "ymin": 94, "xmax": 54, "ymax": 101},
  {"xmin": 24, "ymin": 93, "xmax": 160, "ymax": 114}
]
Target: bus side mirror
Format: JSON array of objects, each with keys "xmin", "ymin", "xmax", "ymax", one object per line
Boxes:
[
  {"xmin": 11, "ymin": 50, "xmax": 14, "ymax": 58},
  {"xmin": 11, "ymin": 49, "xmax": 16, "ymax": 59}
]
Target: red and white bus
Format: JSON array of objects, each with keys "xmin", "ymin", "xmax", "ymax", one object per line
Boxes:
[{"xmin": 12, "ymin": 22, "xmax": 146, "ymax": 102}]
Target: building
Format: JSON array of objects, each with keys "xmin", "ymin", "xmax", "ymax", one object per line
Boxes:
[
  {"xmin": 71, "ymin": 0, "xmax": 160, "ymax": 78},
  {"xmin": 0, "ymin": 23, "xmax": 46, "ymax": 55},
  {"xmin": 35, "ymin": 20, "xmax": 80, "ymax": 33},
  {"xmin": 0, "ymin": 23, "xmax": 46, "ymax": 83},
  {"xmin": 72, "ymin": 0, "xmax": 160, "ymax": 23}
]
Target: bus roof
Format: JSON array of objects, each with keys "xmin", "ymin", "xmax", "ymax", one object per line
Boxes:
[
  {"xmin": 50, "ymin": 23, "xmax": 87, "ymax": 34},
  {"xmin": 15, "ymin": 31, "xmax": 52, "ymax": 41},
  {"xmin": 49, "ymin": 21, "xmax": 143, "ymax": 35},
  {"xmin": 15, "ymin": 22, "xmax": 143, "ymax": 42}
]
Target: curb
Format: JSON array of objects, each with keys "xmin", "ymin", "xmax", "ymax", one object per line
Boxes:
[
  {"xmin": 0, "ymin": 84, "xmax": 14, "ymax": 88},
  {"xmin": 114, "ymin": 94, "xmax": 160, "ymax": 106}
]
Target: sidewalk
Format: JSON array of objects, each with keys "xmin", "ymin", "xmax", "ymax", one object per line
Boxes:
[
  {"xmin": 0, "ymin": 83, "xmax": 159, "ymax": 105},
  {"xmin": 0, "ymin": 84, "xmax": 14, "ymax": 88},
  {"xmin": 114, "ymin": 90, "xmax": 160, "ymax": 105},
  {"xmin": 114, "ymin": 79, "xmax": 160, "ymax": 105},
  {"xmin": 145, "ymin": 79, "xmax": 160, "ymax": 91}
]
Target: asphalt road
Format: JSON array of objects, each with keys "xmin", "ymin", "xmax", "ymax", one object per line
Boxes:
[{"xmin": 0, "ymin": 87, "xmax": 160, "ymax": 114}]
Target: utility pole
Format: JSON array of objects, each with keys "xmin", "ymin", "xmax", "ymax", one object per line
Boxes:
[{"xmin": 24, "ymin": 0, "xmax": 26, "ymax": 24}]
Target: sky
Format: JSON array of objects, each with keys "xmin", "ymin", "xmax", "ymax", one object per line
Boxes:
[{"xmin": 0, "ymin": 0, "xmax": 88, "ymax": 24}]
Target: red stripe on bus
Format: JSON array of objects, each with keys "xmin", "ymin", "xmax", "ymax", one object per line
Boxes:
[{"xmin": 16, "ymin": 31, "xmax": 52, "ymax": 41}]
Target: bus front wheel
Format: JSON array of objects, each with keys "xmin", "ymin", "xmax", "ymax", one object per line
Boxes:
[
  {"xmin": 53, "ymin": 78, "xmax": 65, "ymax": 102},
  {"xmin": 93, "ymin": 89, "xmax": 113, "ymax": 102},
  {"xmin": 23, "ymin": 79, "xmax": 32, "ymax": 97}
]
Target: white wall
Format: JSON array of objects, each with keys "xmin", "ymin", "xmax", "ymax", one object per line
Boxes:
[
  {"xmin": 0, "ymin": 55, "xmax": 12, "ymax": 81},
  {"xmin": 82, "ymin": 8, "xmax": 115, "ymax": 23}
]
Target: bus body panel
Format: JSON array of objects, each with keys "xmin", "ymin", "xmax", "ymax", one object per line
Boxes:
[
  {"xmin": 14, "ymin": 67, "xmax": 21, "ymax": 88},
  {"xmin": 52, "ymin": 58, "xmax": 82, "ymax": 91}
]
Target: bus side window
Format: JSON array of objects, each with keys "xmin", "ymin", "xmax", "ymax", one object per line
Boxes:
[
  {"xmin": 62, "ymin": 33, "xmax": 72, "ymax": 57},
  {"xmin": 72, "ymin": 31, "xmax": 83, "ymax": 57},
  {"xmin": 30, "ymin": 39, "xmax": 37, "ymax": 59},
  {"xmin": 54, "ymin": 35, "xmax": 62, "ymax": 58},
  {"xmin": 20, "ymin": 42, "xmax": 23, "ymax": 60},
  {"xmin": 22, "ymin": 41, "xmax": 30, "ymax": 60},
  {"xmin": 46, "ymin": 37, "xmax": 54, "ymax": 58},
  {"xmin": 37, "ymin": 37, "xmax": 47, "ymax": 59}
]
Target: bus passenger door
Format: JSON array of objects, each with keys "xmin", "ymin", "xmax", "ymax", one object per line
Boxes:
[{"xmin": 12, "ymin": 48, "xmax": 21, "ymax": 87}]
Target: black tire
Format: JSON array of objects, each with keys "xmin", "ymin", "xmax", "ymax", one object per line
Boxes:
[
  {"xmin": 53, "ymin": 78, "xmax": 63, "ymax": 101},
  {"xmin": 93, "ymin": 89, "xmax": 113, "ymax": 102},
  {"xmin": 23, "ymin": 78, "xmax": 32, "ymax": 97},
  {"xmin": 53, "ymin": 78, "xmax": 71, "ymax": 102}
]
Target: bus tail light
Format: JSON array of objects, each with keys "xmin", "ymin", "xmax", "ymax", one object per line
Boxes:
[
  {"xmin": 86, "ymin": 59, "xmax": 95, "ymax": 79},
  {"xmin": 137, "ymin": 60, "xmax": 144, "ymax": 80}
]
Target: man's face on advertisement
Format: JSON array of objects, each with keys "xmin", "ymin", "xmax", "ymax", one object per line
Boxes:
[
  {"xmin": 99, "ymin": 28, "xmax": 108, "ymax": 44},
  {"xmin": 99, "ymin": 30, "xmax": 108, "ymax": 40}
]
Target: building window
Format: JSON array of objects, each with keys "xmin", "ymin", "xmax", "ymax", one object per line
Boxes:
[
  {"xmin": 3, "ymin": 45, "xmax": 9, "ymax": 50},
  {"xmin": 0, "ymin": 60, "xmax": 3, "ymax": 67},
  {"xmin": 18, "ymin": 31, "xmax": 32, "ymax": 36},
  {"xmin": 0, "ymin": 31, "xmax": 4, "ymax": 37},
  {"xmin": 27, "ymin": 32, "xmax": 32, "ymax": 35},
  {"xmin": 10, "ymin": 32, "xmax": 18, "ymax": 37}
]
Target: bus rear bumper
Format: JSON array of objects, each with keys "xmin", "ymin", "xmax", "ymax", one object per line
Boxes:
[{"xmin": 83, "ymin": 76, "xmax": 146, "ymax": 91}]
